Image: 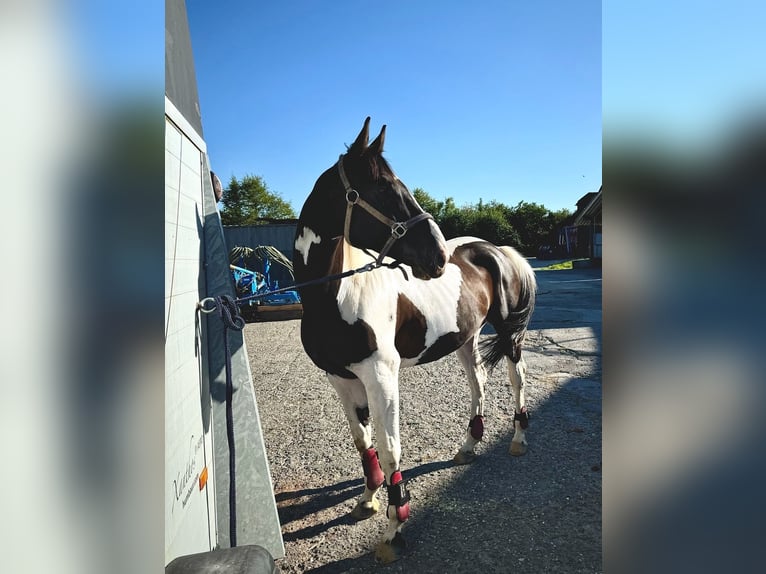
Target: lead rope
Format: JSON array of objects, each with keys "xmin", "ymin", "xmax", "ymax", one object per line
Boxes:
[
  {"xmin": 199, "ymin": 261, "xmax": 383, "ymax": 312},
  {"xmin": 212, "ymin": 295, "xmax": 245, "ymax": 547}
]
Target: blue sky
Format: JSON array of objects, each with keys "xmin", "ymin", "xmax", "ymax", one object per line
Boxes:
[
  {"xmin": 603, "ymin": 1, "xmax": 766, "ymax": 145},
  {"xmin": 186, "ymin": 1, "xmax": 601, "ymax": 214}
]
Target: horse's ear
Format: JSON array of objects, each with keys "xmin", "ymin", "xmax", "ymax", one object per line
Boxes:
[
  {"xmin": 367, "ymin": 124, "xmax": 386, "ymax": 156},
  {"xmin": 348, "ymin": 116, "xmax": 371, "ymax": 155}
]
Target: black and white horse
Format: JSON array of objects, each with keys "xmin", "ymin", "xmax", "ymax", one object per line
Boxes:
[{"xmin": 293, "ymin": 118, "xmax": 536, "ymax": 562}]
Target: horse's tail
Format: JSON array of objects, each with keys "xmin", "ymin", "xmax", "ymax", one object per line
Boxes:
[{"xmin": 479, "ymin": 245, "xmax": 537, "ymax": 370}]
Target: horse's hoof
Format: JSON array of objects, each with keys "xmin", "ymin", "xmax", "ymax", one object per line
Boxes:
[
  {"xmin": 350, "ymin": 498, "xmax": 380, "ymax": 521},
  {"xmin": 509, "ymin": 441, "xmax": 527, "ymax": 456},
  {"xmin": 375, "ymin": 532, "xmax": 406, "ymax": 564},
  {"xmin": 453, "ymin": 450, "xmax": 476, "ymax": 465}
]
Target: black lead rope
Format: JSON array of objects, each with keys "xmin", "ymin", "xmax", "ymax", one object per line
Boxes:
[
  {"xmin": 214, "ymin": 295, "xmax": 245, "ymax": 547},
  {"xmin": 235, "ymin": 265, "xmax": 371, "ymax": 304},
  {"xmin": 232, "ymin": 257, "xmax": 406, "ymax": 306}
]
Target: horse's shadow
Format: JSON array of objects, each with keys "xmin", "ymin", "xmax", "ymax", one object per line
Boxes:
[{"xmin": 276, "ymin": 459, "xmax": 454, "ymax": 542}]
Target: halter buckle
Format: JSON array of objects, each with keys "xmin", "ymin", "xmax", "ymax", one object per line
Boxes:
[
  {"xmin": 345, "ymin": 189, "xmax": 359, "ymax": 205},
  {"xmin": 391, "ymin": 222, "xmax": 407, "ymax": 239}
]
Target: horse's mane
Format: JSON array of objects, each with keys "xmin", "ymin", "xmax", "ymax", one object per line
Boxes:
[
  {"xmin": 368, "ymin": 153, "xmax": 394, "ymax": 182},
  {"xmin": 342, "ymin": 143, "xmax": 395, "ymax": 182}
]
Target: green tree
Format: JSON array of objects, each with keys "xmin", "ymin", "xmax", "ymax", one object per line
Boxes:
[
  {"xmin": 441, "ymin": 199, "xmax": 519, "ymax": 246},
  {"xmin": 439, "ymin": 205, "xmax": 471, "ymax": 240},
  {"xmin": 412, "ymin": 187, "xmax": 443, "ymax": 219},
  {"xmin": 506, "ymin": 201, "xmax": 552, "ymax": 254},
  {"xmin": 410, "ymin": 188, "xmax": 572, "ymax": 255},
  {"xmin": 220, "ymin": 174, "xmax": 295, "ymax": 225},
  {"xmin": 465, "ymin": 206, "xmax": 521, "ymax": 247},
  {"xmin": 544, "ymin": 207, "xmax": 572, "ymax": 242}
]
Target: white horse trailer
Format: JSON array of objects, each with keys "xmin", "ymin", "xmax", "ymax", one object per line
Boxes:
[{"xmin": 165, "ymin": 0, "xmax": 283, "ymax": 567}]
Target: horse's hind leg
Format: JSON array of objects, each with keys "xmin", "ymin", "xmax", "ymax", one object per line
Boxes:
[
  {"xmin": 507, "ymin": 355, "xmax": 530, "ymax": 456},
  {"xmin": 454, "ymin": 334, "xmax": 487, "ymax": 465},
  {"xmin": 328, "ymin": 374, "xmax": 384, "ymax": 520}
]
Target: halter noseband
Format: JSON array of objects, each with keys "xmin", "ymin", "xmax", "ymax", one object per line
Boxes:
[{"xmin": 337, "ymin": 154, "xmax": 433, "ymax": 265}]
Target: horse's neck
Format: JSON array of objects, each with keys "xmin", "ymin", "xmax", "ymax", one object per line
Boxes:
[
  {"xmin": 299, "ymin": 232, "xmax": 373, "ymax": 277},
  {"xmin": 340, "ymin": 238, "xmax": 376, "ymax": 271},
  {"xmin": 295, "ymin": 185, "xmax": 375, "ymax": 282}
]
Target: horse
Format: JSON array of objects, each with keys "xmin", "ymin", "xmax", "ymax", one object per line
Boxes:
[{"xmin": 292, "ymin": 118, "xmax": 537, "ymax": 563}]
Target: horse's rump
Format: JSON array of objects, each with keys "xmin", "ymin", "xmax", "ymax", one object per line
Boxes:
[{"xmin": 457, "ymin": 241, "xmax": 536, "ymax": 368}]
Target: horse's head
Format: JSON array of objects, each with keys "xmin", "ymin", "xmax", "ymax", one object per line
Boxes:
[{"xmin": 336, "ymin": 117, "xmax": 448, "ymax": 280}]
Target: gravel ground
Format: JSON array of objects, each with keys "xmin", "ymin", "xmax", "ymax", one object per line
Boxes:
[{"xmin": 244, "ymin": 262, "xmax": 602, "ymax": 573}]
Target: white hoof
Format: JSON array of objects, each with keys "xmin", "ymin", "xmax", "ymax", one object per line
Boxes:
[
  {"xmin": 453, "ymin": 450, "xmax": 477, "ymax": 465},
  {"xmin": 375, "ymin": 532, "xmax": 406, "ymax": 564},
  {"xmin": 350, "ymin": 497, "xmax": 380, "ymax": 520},
  {"xmin": 509, "ymin": 441, "xmax": 527, "ymax": 456}
]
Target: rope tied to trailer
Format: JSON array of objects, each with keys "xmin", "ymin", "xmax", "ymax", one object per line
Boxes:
[
  {"xmin": 199, "ymin": 295, "xmax": 245, "ymax": 547},
  {"xmin": 198, "ymin": 256, "xmax": 407, "ymax": 312}
]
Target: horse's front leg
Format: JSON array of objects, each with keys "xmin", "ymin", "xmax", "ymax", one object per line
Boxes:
[
  {"xmin": 328, "ymin": 374, "xmax": 384, "ymax": 520},
  {"xmin": 355, "ymin": 355, "xmax": 409, "ymax": 564}
]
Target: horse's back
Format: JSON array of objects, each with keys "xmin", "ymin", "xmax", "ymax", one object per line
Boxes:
[
  {"xmin": 446, "ymin": 236, "xmax": 485, "ymax": 254},
  {"xmin": 448, "ymin": 237, "xmax": 535, "ymax": 287}
]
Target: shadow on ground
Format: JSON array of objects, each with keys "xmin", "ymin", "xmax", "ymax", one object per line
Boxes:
[
  {"xmin": 276, "ymin": 461, "xmax": 454, "ymax": 545},
  {"xmin": 283, "ymin": 368, "xmax": 601, "ymax": 574}
]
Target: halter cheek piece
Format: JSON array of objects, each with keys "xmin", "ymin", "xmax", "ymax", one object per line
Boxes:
[{"xmin": 337, "ymin": 155, "xmax": 433, "ymax": 265}]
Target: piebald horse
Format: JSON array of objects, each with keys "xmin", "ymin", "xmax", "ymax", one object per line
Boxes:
[{"xmin": 293, "ymin": 118, "xmax": 536, "ymax": 562}]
